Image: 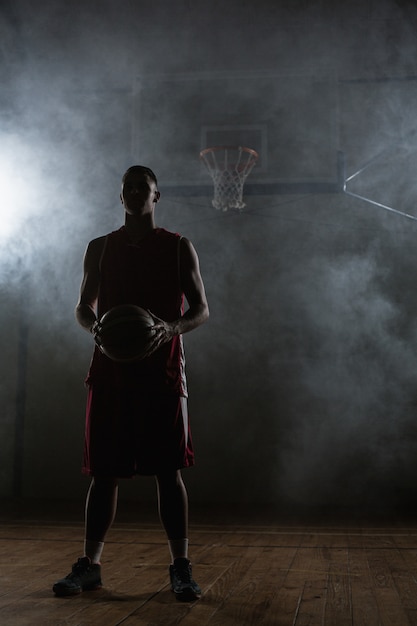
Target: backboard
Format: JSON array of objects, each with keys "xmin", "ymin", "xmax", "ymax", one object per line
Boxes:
[{"xmin": 131, "ymin": 70, "xmax": 341, "ymax": 196}]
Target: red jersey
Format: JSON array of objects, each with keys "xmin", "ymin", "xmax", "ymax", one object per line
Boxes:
[{"xmin": 86, "ymin": 226, "xmax": 187, "ymax": 396}]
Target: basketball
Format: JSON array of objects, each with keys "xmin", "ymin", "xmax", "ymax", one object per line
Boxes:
[{"xmin": 97, "ymin": 304, "xmax": 156, "ymax": 362}]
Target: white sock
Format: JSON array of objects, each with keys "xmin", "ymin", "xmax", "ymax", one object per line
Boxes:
[
  {"xmin": 168, "ymin": 538, "xmax": 189, "ymax": 563},
  {"xmin": 84, "ymin": 539, "xmax": 104, "ymax": 564}
]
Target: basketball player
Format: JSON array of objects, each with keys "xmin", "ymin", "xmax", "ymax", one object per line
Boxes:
[{"xmin": 53, "ymin": 166, "xmax": 209, "ymax": 601}]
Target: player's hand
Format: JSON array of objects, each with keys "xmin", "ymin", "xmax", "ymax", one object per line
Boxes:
[
  {"xmin": 91, "ymin": 319, "xmax": 103, "ymax": 348},
  {"xmin": 141, "ymin": 311, "xmax": 175, "ymax": 358}
]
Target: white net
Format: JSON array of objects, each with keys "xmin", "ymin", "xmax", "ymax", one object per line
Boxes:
[{"xmin": 200, "ymin": 146, "xmax": 259, "ymax": 211}]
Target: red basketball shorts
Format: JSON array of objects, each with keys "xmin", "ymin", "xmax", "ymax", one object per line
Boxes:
[{"xmin": 82, "ymin": 385, "xmax": 195, "ymax": 477}]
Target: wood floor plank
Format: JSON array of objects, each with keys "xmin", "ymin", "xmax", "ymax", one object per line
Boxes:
[
  {"xmin": 271, "ymin": 535, "xmax": 353, "ymax": 626},
  {"xmin": 367, "ymin": 548, "xmax": 412, "ymax": 626},
  {"xmin": 2, "ymin": 517, "xmax": 417, "ymax": 624},
  {"xmin": 180, "ymin": 551, "xmax": 288, "ymax": 626},
  {"xmin": 323, "ymin": 547, "xmax": 352, "ymax": 626},
  {"xmin": 62, "ymin": 569, "xmax": 173, "ymax": 626},
  {"xmin": 387, "ymin": 549, "xmax": 417, "ymax": 613},
  {"xmin": 294, "ymin": 580, "xmax": 327, "ymax": 626},
  {"xmin": 348, "ymin": 543, "xmax": 381, "ymax": 626},
  {"xmin": 121, "ymin": 547, "xmax": 262, "ymax": 626},
  {"xmin": 289, "ymin": 545, "xmax": 330, "ymax": 625},
  {"xmin": 249, "ymin": 542, "xmax": 311, "ymax": 626}
]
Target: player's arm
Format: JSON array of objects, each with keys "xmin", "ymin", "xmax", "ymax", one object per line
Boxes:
[
  {"xmin": 175, "ymin": 237, "xmax": 209, "ymax": 334},
  {"xmin": 147, "ymin": 238, "xmax": 209, "ymax": 352},
  {"xmin": 75, "ymin": 236, "xmax": 106, "ymax": 333}
]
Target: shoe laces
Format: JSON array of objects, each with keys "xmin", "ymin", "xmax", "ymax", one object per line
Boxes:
[
  {"xmin": 173, "ymin": 559, "xmax": 192, "ymax": 584},
  {"xmin": 71, "ymin": 558, "xmax": 91, "ymax": 576}
]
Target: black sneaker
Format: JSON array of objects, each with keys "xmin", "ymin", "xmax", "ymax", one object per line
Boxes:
[
  {"xmin": 169, "ymin": 557, "xmax": 201, "ymax": 602},
  {"xmin": 53, "ymin": 557, "xmax": 102, "ymax": 596}
]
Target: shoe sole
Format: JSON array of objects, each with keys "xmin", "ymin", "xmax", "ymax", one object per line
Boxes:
[
  {"xmin": 53, "ymin": 582, "xmax": 103, "ymax": 597},
  {"xmin": 172, "ymin": 588, "xmax": 201, "ymax": 602}
]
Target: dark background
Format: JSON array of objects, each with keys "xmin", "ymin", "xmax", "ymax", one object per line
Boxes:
[{"xmin": 2, "ymin": 0, "xmax": 417, "ymax": 515}]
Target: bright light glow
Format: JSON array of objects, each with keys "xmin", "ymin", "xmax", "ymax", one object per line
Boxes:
[{"xmin": 0, "ymin": 133, "xmax": 43, "ymax": 243}]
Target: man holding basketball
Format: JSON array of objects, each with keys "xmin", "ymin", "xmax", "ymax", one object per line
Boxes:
[{"xmin": 53, "ymin": 166, "xmax": 209, "ymax": 601}]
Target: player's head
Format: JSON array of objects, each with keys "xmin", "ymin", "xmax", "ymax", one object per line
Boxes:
[
  {"xmin": 120, "ymin": 165, "xmax": 160, "ymax": 215},
  {"xmin": 122, "ymin": 165, "xmax": 158, "ymax": 186}
]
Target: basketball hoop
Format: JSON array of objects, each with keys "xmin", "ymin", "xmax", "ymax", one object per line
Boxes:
[{"xmin": 200, "ymin": 145, "xmax": 259, "ymax": 211}]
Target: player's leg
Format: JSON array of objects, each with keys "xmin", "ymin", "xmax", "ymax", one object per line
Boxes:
[
  {"xmin": 52, "ymin": 476, "xmax": 118, "ymax": 596},
  {"xmin": 84, "ymin": 475, "xmax": 119, "ymax": 560},
  {"xmin": 156, "ymin": 469, "xmax": 188, "ymax": 543},
  {"xmin": 156, "ymin": 469, "xmax": 201, "ymax": 601}
]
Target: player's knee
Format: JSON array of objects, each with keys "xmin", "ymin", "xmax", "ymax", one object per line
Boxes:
[
  {"xmin": 92, "ymin": 475, "xmax": 118, "ymax": 491},
  {"xmin": 155, "ymin": 469, "xmax": 183, "ymax": 490}
]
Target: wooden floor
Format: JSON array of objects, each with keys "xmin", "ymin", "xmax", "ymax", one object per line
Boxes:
[{"xmin": 2, "ymin": 503, "xmax": 417, "ymax": 625}]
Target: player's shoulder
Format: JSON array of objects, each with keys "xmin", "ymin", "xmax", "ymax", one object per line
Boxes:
[
  {"xmin": 155, "ymin": 226, "xmax": 181, "ymax": 239},
  {"xmin": 84, "ymin": 234, "xmax": 111, "ymax": 265},
  {"xmin": 179, "ymin": 235, "xmax": 198, "ymax": 266},
  {"xmin": 87, "ymin": 226, "xmax": 122, "ymax": 249},
  {"xmin": 86, "ymin": 234, "xmax": 107, "ymax": 252},
  {"xmin": 179, "ymin": 234, "xmax": 195, "ymax": 249},
  {"xmin": 155, "ymin": 227, "xmax": 191, "ymax": 248},
  {"xmin": 153, "ymin": 228, "xmax": 197, "ymax": 261}
]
